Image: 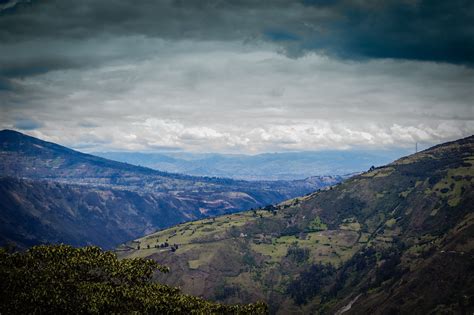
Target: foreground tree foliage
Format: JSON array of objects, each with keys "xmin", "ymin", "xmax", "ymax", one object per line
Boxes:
[{"xmin": 0, "ymin": 245, "xmax": 267, "ymax": 314}]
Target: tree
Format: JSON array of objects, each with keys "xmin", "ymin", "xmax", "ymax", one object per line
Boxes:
[
  {"xmin": 286, "ymin": 243, "xmax": 309, "ymax": 263},
  {"xmin": 286, "ymin": 263, "xmax": 336, "ymax": 305},
  {"xmin": 0, "ymin": 245, "xmax": 267, "ymax": 314}
]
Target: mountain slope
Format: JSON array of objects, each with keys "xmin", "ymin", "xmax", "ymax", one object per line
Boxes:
[
  {"xmin": 117, "ymin": 135, "xmax": 474, "ymax": 314},
  {"xmin": 0, "ymin": 177, "xmax": 190, "ymax": 248},
  {"xmin": 0, "ymin": 130, "xmax": 342, "ymax": 248}
]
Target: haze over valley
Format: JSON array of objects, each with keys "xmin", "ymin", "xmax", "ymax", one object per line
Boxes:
[{"xmin": 96, "ymin": 149, "xmax": 410, "ymax": 181}]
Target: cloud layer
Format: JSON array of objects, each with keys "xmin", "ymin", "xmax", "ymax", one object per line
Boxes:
[
  {"xmin": 1, "ymin": 0, "xmax": 473, "ymax": 64},
  {"xmin": 0, "ymin": 1, "xmax": 473, "ymax": 152}
]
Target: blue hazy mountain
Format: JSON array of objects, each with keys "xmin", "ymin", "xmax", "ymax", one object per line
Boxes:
[{"xmin": 96, "ymin": 149, "xmax": 411, "ymax": 180}]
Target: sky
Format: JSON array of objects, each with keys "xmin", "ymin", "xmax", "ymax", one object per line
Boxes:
[{"xmin": 0, "ymin": 0, "xmax": 473, "ymax": 153}]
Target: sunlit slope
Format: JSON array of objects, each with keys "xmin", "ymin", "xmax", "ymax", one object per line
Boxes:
[{"xmin": 117, "ymin": 136, "xmax": 474, "ymax": 314}]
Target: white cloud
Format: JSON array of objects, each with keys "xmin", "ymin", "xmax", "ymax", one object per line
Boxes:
[{"xmin": 1, "ymin": 38, "xmax": 473, "ymax": 153}]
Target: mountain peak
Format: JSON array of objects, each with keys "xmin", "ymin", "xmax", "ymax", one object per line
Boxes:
[
  {"xmin": 0, "ymin": 129, "xmax": 73, "ymax": 156},
  {"xmin": 0, "ymin": 129, "xmax": 55, "ymax": 146},
  {"xmin": 390, "ymin": 134, "xmax": 474, "ymax": 166},
  {"xmin": 0, "ymin": 129, "xmax": 30, "ymax": 140}
]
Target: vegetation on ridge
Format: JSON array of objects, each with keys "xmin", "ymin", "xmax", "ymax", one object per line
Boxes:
[{"xmin": 0, "ymin": 245, "xmax": 267, "ymax": 314}]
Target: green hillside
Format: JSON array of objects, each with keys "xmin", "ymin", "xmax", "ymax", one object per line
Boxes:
[{"xmin": 117, "ymin": 135, "xmax": 474, "ymax": 314}]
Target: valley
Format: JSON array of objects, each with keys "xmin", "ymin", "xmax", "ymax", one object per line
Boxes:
[
  {"xmin": 2, "ymin": 129, "xmax": 472, "ymax": 313},
  {"xmin": 1, "ymin": 1, "xmax": 471, "ymax": 312},
  {"xmin": 0, "ymin": 130, "xmax": 342, "ymax": 248}
]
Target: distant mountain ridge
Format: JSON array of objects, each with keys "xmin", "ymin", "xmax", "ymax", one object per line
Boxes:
[
  {"xmin": 0, "ymin": 129, "xmax": 342, "ymax": 248},
  {"xmin": 118, "ymin": 135, "xmax": 474, "ymax": 314},
  {"xmin": 96, "ymin": 149, "xmax": 409, "ymax": 181},
  {"xmin": 1, "ymin": 129, "xmax": 215, "ymax": 181}
]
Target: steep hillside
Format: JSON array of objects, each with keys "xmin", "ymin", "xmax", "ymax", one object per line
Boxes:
[
  {"xmin": 118, "ymin": 135, "xmax": 474, "ymax": 314},
  {"xmin": 0, "ymin": 177, "xmax": 191, "ymax": 248},
  {"xmin": 0, "ymin": 130, "xmax": 341, "ymax": 248}
]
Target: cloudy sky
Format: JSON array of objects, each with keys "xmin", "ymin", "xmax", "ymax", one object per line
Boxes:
[{"xmin": 1, "ymin": 0, "xmax": 473, "ymax": 153}]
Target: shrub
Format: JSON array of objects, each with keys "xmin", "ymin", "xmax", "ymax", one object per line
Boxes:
[
  {"xmin": 286, "ymin": 244, "xmax": 309, "ymax": 263},
  {"xmin": 286, "ymin": 263, "xmax": 336, "ymax": 305}
]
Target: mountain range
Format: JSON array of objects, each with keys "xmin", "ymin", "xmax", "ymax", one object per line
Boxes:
[
  {"xmin": 117, "ymin": 135, "xmax": 474, "ymax": 314},
  {"xmin": 0, "ymin": 129, "xmax": 342, "ymax": 249},
  {"xmin": 96, "ymin": 149, "xmax": 410, "ymax": 181}
]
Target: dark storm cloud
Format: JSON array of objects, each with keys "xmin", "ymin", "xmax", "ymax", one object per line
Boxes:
[
  {"xmin": 0, "ymin": 0, "xmax": 472, "ymax": 76},
  {"xmin": 0, "ymin": 57, "xmax": 81, "ymax": 78},
  {"xmin": 319, "ymin": 0, "xmax": 474, "ymax": 64},
  {"xmin": 0, "ymin": 77, "xmax": 13, "ymax": 91},
  {"xmin": 13, "ymin": 118, "xmax": 42, "ymax": 130}
]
